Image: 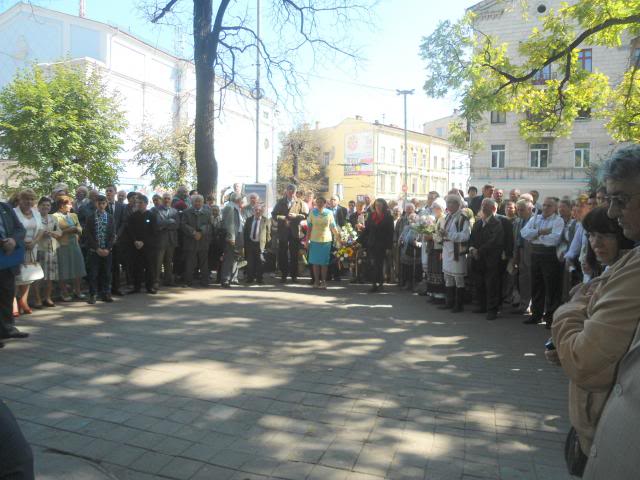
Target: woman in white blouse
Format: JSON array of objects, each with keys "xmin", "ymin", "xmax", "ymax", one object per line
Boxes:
[{"xmin": 13, "ymin": 189, "xmax": 43, "ymax": 314}]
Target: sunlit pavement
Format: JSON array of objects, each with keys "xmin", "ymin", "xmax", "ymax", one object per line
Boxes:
[{"xmin": 0, "ymin": 280, "xmax": 573, "ymax": 480}]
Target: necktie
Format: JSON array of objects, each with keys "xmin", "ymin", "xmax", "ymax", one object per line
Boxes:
[
  {"xmin": 252, "ymin": 218, "xmax": 259, "ymax": 241},
  {"xmin": 109, "ymin": 203, "xmax": 114, "ymax": 215}
]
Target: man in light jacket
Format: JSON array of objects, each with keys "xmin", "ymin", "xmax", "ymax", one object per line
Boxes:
[{"xmin": 220, "ymin": 192, "xmax": 244, "ymax": 288}]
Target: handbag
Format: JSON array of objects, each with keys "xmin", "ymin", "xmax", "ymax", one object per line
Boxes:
[
  {"xmin": 15, "ymin": 249, "xmax": 44, "ymax": 285},
  {"xmin": 564, "ymin": 427, "xmax": 587, "ymax": 477},
  {"xmin": 0, "ymin": 244, "xmax": 24, "ymax": 270}
]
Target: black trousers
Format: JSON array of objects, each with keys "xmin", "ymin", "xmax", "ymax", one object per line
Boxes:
[
  {"xmin": 131, "ymin": 246, "xmax": 155, "ymax": 291},
  {"xmin": 0, "ymin": 269, "xmax": 16, "ymax": 337},
  {"xmin": 473, "ymin": 256, "xmax": 501, "ymax": 313},
  {"xmin": 277, "ymin": 232, "xmax": 300, "ymax": 279},
  {"xmin": 0, "ymin": 400, "xmax": 34, "ymax": 480},
  {"xmin": 245, "ymin": 241, "xmax": 264, "ymax": 281},
  {"xmin": 87, "ymin": 251, "xmax": 112, "ymax": 296},
  {"xmin": 530, "ymin": 252, "xmax": 562, "ymax": 320},
  {"xmin": 370, "ymin": 252, "xmax": 385, "ymax": 285},
  {"xmin": 111, "ymin": 246, "xmax": 123, "ymax": 292}
]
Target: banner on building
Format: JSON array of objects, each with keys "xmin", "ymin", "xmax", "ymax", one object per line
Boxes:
[{"xmin": 344, "ymin": 132, "xmax": 374, "ymax": 176}]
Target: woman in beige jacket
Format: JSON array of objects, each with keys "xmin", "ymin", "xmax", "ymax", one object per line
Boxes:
[{"xmin": 551, "ymin": 207, "xmax": 636, "ymax": 457}]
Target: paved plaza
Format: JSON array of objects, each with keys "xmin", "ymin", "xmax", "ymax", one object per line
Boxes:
[{"xmin": 0, "ymin": 281, "xmax": 574, "ymax": 480}]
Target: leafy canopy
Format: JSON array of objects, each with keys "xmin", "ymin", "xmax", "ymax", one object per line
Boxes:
[
  {"xmin": 420, "ymin": 0, "xmax": 640, "ymax": 148},
  {"xmin": 277, "ymin": 125, "xmax": 326, "ymax": 194},
  {"xmin": 0, "ymin": 62, "xmax": 127, "ymax": 195},
  {"xmin": 133, "ymin": 123, "xmax": 196, "ymax": 190}
]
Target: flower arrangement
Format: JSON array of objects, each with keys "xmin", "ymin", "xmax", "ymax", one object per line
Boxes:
[
  {"xmin": 411, "ymin": 215, "xmax": 437, "ymax": 235},
  {"xmin": 334, "ymin": 223, "xmax": 359, "ymax": 266},
  {"xmin": 339, "ymin": 222, "xmax": 359, "ymax": 245}
]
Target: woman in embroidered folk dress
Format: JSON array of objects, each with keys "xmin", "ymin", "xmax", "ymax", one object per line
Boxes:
[
  {"xmin": 53, "ymin": 196, "xmax": 87, "ymax": 301},
  {"xmin": 425, "ymin": 198, "xmax": 446, "ymax": 303},
  {"xmin": 13, "ymin": 189, "xmax": 44, "ymax": 314},
  {"xmin": 440, "ymin": 194, "xmax": 472, "ymax": 312},
  {"xmin": 307, "ymin": 196, "xmax": 341, "ymax": 289},
  {"xmin": 33, "ymin": 197, "xmax": 61, "ymax": 308}
]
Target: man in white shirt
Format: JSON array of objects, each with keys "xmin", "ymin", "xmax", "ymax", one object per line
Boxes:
[{"xmin": 520, "ymin": 197, "xmax": 565, "ymax": 328}]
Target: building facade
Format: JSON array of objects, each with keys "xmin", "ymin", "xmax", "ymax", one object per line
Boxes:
[
  {"xmin": 468, "ymin": 0, "xmax": 636, "ymax": 198},
  {"xmin": 0, "ymin": 2, "xmax": 280, "ymax": 197},
  {"xmin": 312, "ymin": 117, "xmax": 467, "ymax": 204}
]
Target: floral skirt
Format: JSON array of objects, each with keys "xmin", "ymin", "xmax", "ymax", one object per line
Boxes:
[
  {"xmin": 37, "ymin": 247, "xmax": 59, "ymax": 281},
  {"xmin": 426, "ymin": 249, "xmax": 444, "ymax": 294}
]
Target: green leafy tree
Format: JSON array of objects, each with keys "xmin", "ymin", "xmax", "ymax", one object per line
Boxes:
[
  {"xmin": 277, "ymin": 125, "xmax": 326, "ymax": 194},
  {"xmin": 0, "ymin": 62, "xmax": 127, "ymax": 195},
  {"xmin": 133, "ymin": 122, "xmax": 196, "ymax": 190},
  {"xmin": 420, "ymin": 0, "xmax": 640, "ymax": 149}
]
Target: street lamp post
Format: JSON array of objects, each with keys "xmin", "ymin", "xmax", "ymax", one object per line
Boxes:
[{"xmin": 397, "ymin": 89, "xmax": 414, "ymax": 205}]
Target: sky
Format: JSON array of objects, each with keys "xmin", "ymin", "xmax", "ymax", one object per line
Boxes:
[{"xmin": 0, "ymin": 0, "xmax": 478, "ymax": 131}]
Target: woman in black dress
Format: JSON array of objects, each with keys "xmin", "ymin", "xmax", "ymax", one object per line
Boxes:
[{"xmin": 359, "ymin": 198, "xmax": 394, "ymax": 292}]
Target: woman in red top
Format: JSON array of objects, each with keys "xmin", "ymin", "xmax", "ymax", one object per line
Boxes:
[{"xmin": 358, "ymin": 198, "xmax": 394, "ymax": 292}]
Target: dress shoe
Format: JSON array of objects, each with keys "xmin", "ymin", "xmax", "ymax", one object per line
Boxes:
[
  {"xmin": 43, "ymin": 300, "xmax": 56, "ymax": 307},
  {"xmin": 111, "ymin": 289, "xmax": 125, "ymax": 296},
  {"xmin": 256, "ymin": 279, "xmax": 264, "ymax": 285},
  {"xmin": 472, "ymin": 307, "xmax": 487, "ymax": 314},
  {"xmin": 87, "ymin": 295, "xmax": 97, "ymax": 305},
  {"xmin": 128, "ymin": 289, "xmax": 141, "ymax": 295},
  {"xmin": 280, "ymin": 277, "xmax": 287, "ymax": 283},
  {"xmin": 147, "ymin": 288, "xmax": 158, "ymax": 294},
  {"xmin": 369, "ymin": 285, "xmax": 379, "ymax": 293},
  {"xmin": 102, "ymin": 294, "xmax": 114, "ymax": 303},
  {"xmin": 523, "ymin": 316, "xmax": 542, "ymax": 325},
  {"xmin": 1, "ymin": 328, "xmax": 29, "ymax": 339},
  {"xmin": 486, "ymin": 311, "xmax": 498, "ymax": 321},
  {"xmin": 74, "ymin": 292, "xmax": 87, "ymax": 300},
  {"xmin": 221, "ymin": 282, "xmax": 231, "ymax": 288}
]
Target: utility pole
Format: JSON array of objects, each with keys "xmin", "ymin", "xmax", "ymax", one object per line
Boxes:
[
  {"xmin": 396, "ymin": 89, "xmax": 414, "ymax": 204},
  {"xmin": 254, "ymin": 0, "xmax": 261, "ymax": 183},
  {"xmin": 79, "ymin": 0, "xmax": 86, "ymax": 17}
]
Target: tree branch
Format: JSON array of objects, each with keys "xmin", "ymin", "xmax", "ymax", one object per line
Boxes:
[{"xmin": 151, "ymin": 0, "xmax": 180, "ymax": 23}]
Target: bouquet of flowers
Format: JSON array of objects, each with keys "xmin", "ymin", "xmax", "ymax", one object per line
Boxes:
[
  {"xmin": 339, "ymin": 222, "xmax": 359, "ymax": 245},
  {"xmin": 334, "ymin": 223, "xmax": 359, "ymax": 267},
  {"xmin": 411, "ymin": 215, "xmax": 437, "ymax": 235}
]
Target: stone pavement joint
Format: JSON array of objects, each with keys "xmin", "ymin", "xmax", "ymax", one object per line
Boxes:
[{"xmin": 1, "ymin": 281, "xmax": 573, "ymax": 479}]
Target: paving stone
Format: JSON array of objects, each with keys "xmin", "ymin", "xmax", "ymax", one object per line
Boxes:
[{"xmin": 158, "ymin": 457, "xmax": 205, "ymax": 480}]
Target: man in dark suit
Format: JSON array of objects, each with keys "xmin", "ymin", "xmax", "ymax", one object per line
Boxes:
[
  {"xmin": 271, "ymin": 184, "xmax": 307, "ymax": 283},
  {"xmin": 106, "ymin": 185, "xmax": 125, "ymax": 295},
  {"xmin": 469, "ymin": 198, "xmax": 504, "ymax": 320},
  {"xmin": 84, "ymin": 195, "xmax": 116, "ymax": 304},
  {"xmin": 125, "ymin": 194, "xmax": 157, "ymax": 294},
  {"xmin": 180, "ymin": 195, "xmax": 212, "ymax": 288},
  {"xmin": 243, "ymin": 204, "xmax": 271, "ymax": 284},
  {"xmin": 0, "ymin": 201, "xmax": 27, "ymax": 346},
  {"xmin": 470, "ymin": 184, "xmax": 495, "ymax": 216}
]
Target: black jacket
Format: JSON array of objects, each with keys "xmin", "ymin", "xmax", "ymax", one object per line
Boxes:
[
  {"xmin": 83, "ymin": 212, "xmax": 116, "ymax": 251},
  {"xmin": 125, "ymin": 210, "xmax": 157, "ymax": 248},
  {"xmin": 0, "ymin": 202, "xmax": 26, "ymax": 272},
  {"xmin": 359, "ymin": 211, "xmax": 394, "ymax": 255},
  {"xmin": 470, "ymin": 215, "xmax": 504, "ymax": 261},
  {"xmin": 332, "ymin": 205, "xmax": 348, "ymax": 228}
]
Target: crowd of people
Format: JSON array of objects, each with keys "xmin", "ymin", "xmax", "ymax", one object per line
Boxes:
[{"xmin": 2, "ymin": 145, "xmax": 640, "ymax": 478}]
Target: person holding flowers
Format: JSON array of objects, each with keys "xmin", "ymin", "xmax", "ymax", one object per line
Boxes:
[
  {"xmin": 307, "ymin": 196, "xmax": 341, "ymax": 289},
  {"xmin": 424, "ymin": 198, "xmax": 447, "ymax": 303},
  {"xmin": 359, "ymin": 198, "xmax": 394, "ymax": 292}
]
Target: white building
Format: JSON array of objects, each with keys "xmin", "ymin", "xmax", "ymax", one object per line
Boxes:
[
  {"xmin": 0, "ymin": 2, "xmax": 280, "ymax": 198},
  {"xmin": 467, "ymin": 0, "xmax": 636, "ymax": 198}
]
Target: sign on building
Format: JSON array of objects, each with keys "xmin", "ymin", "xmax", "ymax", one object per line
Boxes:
[{"xmin": 344, "ymin": 132, "xmax": 373, "ymax": 176}]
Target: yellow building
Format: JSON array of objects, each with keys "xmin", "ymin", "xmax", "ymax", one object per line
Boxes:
[{"xmin": 312, "ymin": 117, "xmax": 455, "ymax": 203}]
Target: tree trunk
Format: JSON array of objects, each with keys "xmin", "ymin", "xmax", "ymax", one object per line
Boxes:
[{"xmin": 193, "ymin": 0, "xmax": 216, "ymax": 198}]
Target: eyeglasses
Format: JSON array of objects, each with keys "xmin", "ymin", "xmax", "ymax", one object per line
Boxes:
[{"xmin": 604, "ymin": 192, "xmax": 640, "ymax": 210}]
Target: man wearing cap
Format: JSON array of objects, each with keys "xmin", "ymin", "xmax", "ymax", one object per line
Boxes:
[
  {"xmin": 272, "ymin": 184, "xmax": 307, "ymax": 283},
  {"xmin": 440, "ymin": 193, "xmax": 471, "ymax": 312}
]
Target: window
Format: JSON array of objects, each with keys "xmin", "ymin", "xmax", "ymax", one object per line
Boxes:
[
  {"xmin": 436, "ymin": 127, "xmax": 444, "ymax": 137},
  {"xmin": 412, "ymin": 150, "xmax": 418, "ymax": 167},
  {"xmin": 422, "ymin": 177, "xmax": 428, "ymax": 194},
  {"xmin": 491, "ymin": 144, "xmax": 506, "ymax": 169},
  {"xmin": 378, "ymin": 173, "xmax": 386, "ymax": 193},
  {"xmin": 530, "ymin": 143, "xmax": 549, "ymax": 168},
  {"xmin": 533, "ymin": 64, "xmax": 552, "ymax": 84},
  {"xmin": 577, "ymin": 108, "xmax": 592, "ymax": 120},
  {"xmin": 334, "ymin": 183, "xmax": 343, "ymax": 198},
  {"xmin": 433, "ymin": 155, "xmax": 437, "ymax": 170},
  {"xmin": 491, "ymin": 111, "xmax": 506, "ymax": 124},
  {"xmin": 322, "ymin": 152, "xmax": 331, "ymax": 167},
  {"xmin": 422, "ymin": 152, "xmax": 427, "ymax": 169},
  {"xmin": 441, "ymin": 157, "xmax": 446, "ymax": 170},
  {"xmin": 379, "ymin": 146, "xmax": 386, "ymax": 163},
  {"xmin": 389, "ymin": 174, "xmax": 396, "ymax": 193},
  {"xmin": 574, "ymin": 143, "xmax": 590, "ymax": 168},
  {"xmin": 411, "ymin": 177, "xmax": 418, "ymax": 194},
  {"xmin": 390, "ymin": 148, "xmax": 396, "ymax": 164},
  {"xmin": 578, "ymin": 49, "xmax": 592, "ymax": 72}
]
